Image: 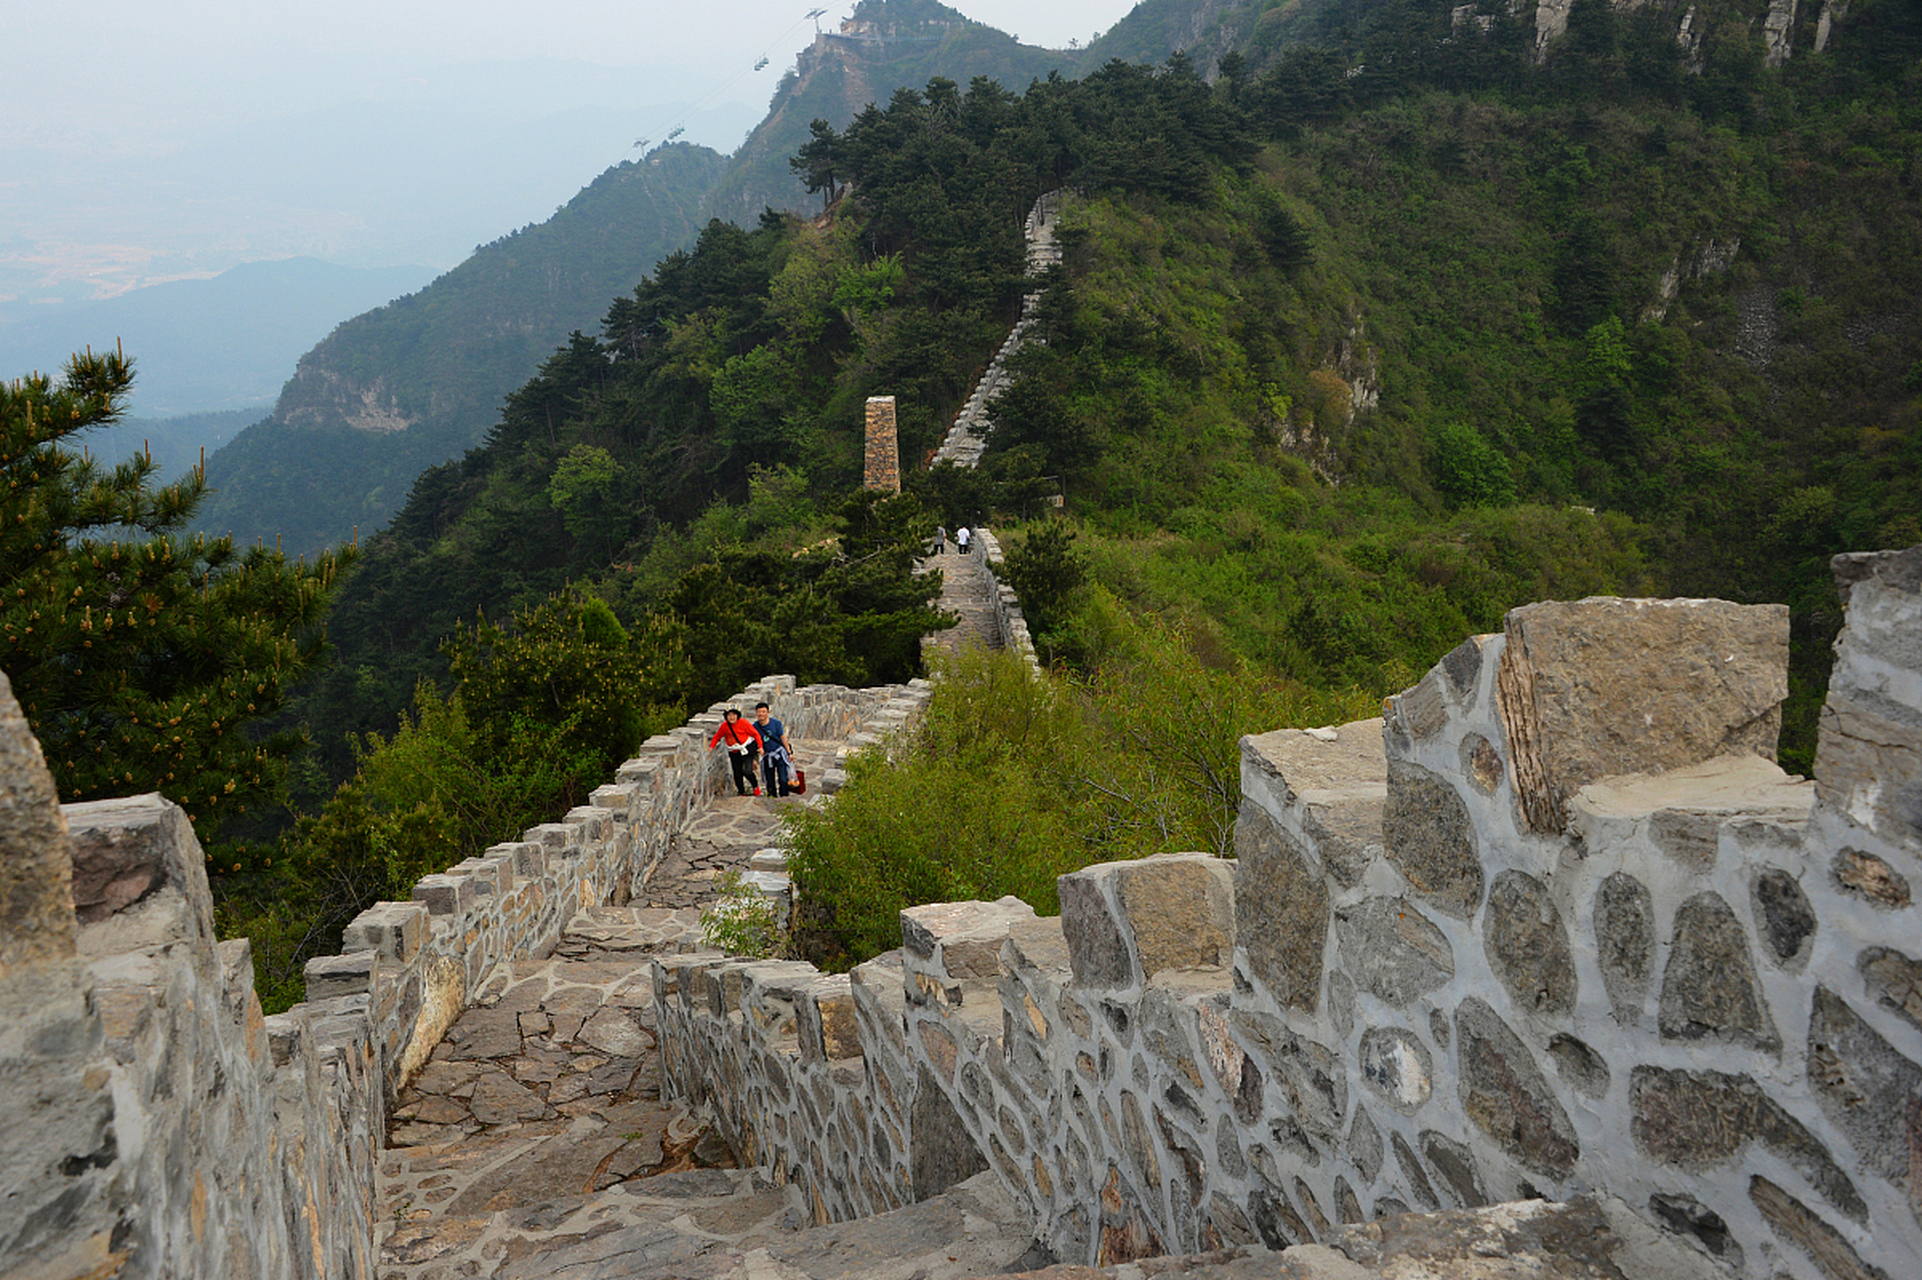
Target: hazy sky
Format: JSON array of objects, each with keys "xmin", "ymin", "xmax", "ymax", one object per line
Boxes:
[{"xmin": 1, "ymin": 1, "xmax": 1140, "ymax": 306}]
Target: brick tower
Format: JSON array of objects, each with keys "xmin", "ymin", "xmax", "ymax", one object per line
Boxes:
[{"xmin": 864, "ymin": 396, "xmax": 900, "ymax": 492}]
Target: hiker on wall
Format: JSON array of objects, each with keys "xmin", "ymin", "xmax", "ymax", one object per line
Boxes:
[
  {"xmin": 708, "ymin": 707, "xmax": 764, "ymax": 797},
  {"xmin": 753, "ymin": 701, "xmax": 794, "ymax": 797},
  {"xmin": 956, "ymin": 524, "xmax": 971, "ymax": 555}
]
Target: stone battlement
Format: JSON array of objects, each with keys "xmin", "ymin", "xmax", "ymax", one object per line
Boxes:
[
  {"xmin": 0, "ymin": 672, "xmax": 932, "ymax": 1278},
  {"xmin": 654, "ymin": 548, "xmax": 1922, "ymax": 1280}
]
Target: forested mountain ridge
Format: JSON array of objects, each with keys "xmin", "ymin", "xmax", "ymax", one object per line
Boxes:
[
  {"xmin": 190, "ymin": 144, "xmax": 727, "ymax": 554},
  {"xmin": 701, "ymin": 0, "xmax": 1077, "ymax": 224},
  {"xmin": 192, "ymin": 0, "xmax": 1097, "ymax": 558},
  {"xmin": 273, "ymin": 0, "xmax": 1921, "ymax": 795}
]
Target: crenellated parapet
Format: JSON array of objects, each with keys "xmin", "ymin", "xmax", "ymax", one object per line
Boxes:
[
  {"xmin": 0, "ymin": 671, "xmax": 933, "ymax": 1278},
  {"xmin": 655, "ymin": 547, "xmax": 1922, "ymax": 1279}
]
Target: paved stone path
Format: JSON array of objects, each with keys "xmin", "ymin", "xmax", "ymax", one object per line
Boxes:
[
  {"xmin": 923, "ymin": 549, "xmax": 1003, "ymax": 658},
  {"xmin": 375, "ymin": 709, "xmax": 1039, "ymax": 1279},
  {"xmin": 375, "ymin": 195, "xmax": 1059, "ymax": 1279}
]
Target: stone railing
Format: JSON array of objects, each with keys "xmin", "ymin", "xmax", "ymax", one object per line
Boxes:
[
  {"xmin": 655, "ymin": 546, "xmax": 1922, "ymax": 1280},
  {"xmin": 0, "ymin": 672, "xmax": 931, "ymax": 1279},
  {"xmin": 931, "ymin": 191, "xmax": 1060, "ymax": 469},
  {"xmin": 0, "ymin": 692, "xmax": 384, "ymax": 1279},
  {"xmin": 969, "ymin": 527, "xmax": 1039, "ymax": 668}
]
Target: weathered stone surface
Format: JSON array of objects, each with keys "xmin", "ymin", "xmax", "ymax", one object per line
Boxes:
[
  {"xmin": 1649, "ymin": 1192, "xmax": 1742, "ymax": 1268},
  {"xmin": 1119, "ymin": 1090, "xmax": 1161, "ymax": 1194},
  {"xmin": 1594, "ymin": 872, "xmax": 1654, "ymax": 1022},
  {"xmin": 1808, "ymin": 986, "xmax": 1922, "ymax": 1197},
  {"xmin": 1545, "ymin": 1034, "xmax": 1609, "ymax": 1100},
  {"xmin": 1834, "ymin": 848, "xmax": 1912, "ymax": 907},
  {"xmin": 1420, "ymin": 1131, "xmax": 1487, "ymax": 1208},
  {"xmin": 1232, "ymin": 802, "xmax": 1327, "ymax": 1012},
  {"xmin": 1058, "ymin": 875, "xmax": 1132, "ymax": 990},
  {"xmin": 911, "ymin": 1063, "xmax": 988, "ymax": 1199},
  {"xmin": 1484, "ymin": 871, "xmax": 1575, "ymax": 1017},
  {"xmin": 1349, "ymin": 1107, "xmax": 1383, "ymax": 1184},
  {"xmin": 1333, "ymin": 898, "xmax": 1454, "ymax": 1005},
  {"xmin": 1817, "ymin": 546, "xmax": 1922, "ymax": 855},
  {"xmin": 1497, "ymin": 596, "xmax": 1789, "ymax": 833},
  {"xmin": 1659, "ymin": 892, "xmax": 1779, "ymax": 1052},
  {"xmin": 1629, "ymin": 1066, "xmax": 1865, "ymax": 1222},
  {"xmin": 1456, "ymin": 998, "xmax": 1577, "ymax": 1177},
  {"xmin": 1328, "ymin": 1195, "xmax": 1731, "ymax": 1280},
  {"xmin": 903, "ymin": 897, "xmax": 1035, "ymax": 980},
  {"xmin": 1380, "ymin": 762, "xmax": 1482, "ymax": 919},
  {"xmin": 1859, "ymin": 947, "xmax": 1922, "ymax": 1037},
  {"xmin": 1357, "ymin": 1028, "xmax": 1432, "ymax": 1114},
  {"xmin": 1386, "ymin": 1132, "xmax": 1436, "ymax": 1210},
  {"xmin": 1327, "ymin": 971, "xmax": 1355, "ymax": 1041},
  {"xmin": 1751, "ymin": 1175, "xmax": 1892, "ymax": 1280},
  {"xmin": 1460, "ymin": 734, "xmax": 1504, "ymax": 795},
  {"xmin": 1752, "ymin": 868, "xmax": 1818, "ymax": 967},
  {"xmin": 1247, "ymin": 1182, "xmax": 1311, "ymax": 1248},
  {"xmin": 1572, "ymin": 755, "xmax": 1812, "ymax": 870},
  {"xmin": 467, "ymin": 1070, "xmax": 550, "ymax": 1125},
  {"xmin": 1109, "ymin": 854, "xmax": 1236, "ymax": 978},
  {"xmin": 1240, "ymin": 719, "xmax": 1385, "ymax": 889},
  {"xmin": 1336, "ymin": 1178, "xmax": 1364, "ymax": 1224},
  {"xmin": 0, "ymin": 671, "xmax": 77, "ymax": 972},
  {"xmin": 1386, "ymin": 670, "xmax": 1449, "ymax": 742}
]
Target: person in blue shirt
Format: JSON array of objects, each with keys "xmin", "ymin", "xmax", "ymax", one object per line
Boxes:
[{"xmin": 754, "ymin": 701, "xmax": 793, "ymax": 797}]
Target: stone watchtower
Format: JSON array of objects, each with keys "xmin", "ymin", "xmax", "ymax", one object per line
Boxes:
[{"xmin": 864, "ymin": 396, "xmax": 900, "ymax": 492}]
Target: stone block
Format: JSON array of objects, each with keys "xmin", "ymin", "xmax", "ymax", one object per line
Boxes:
[
  {"xmin": 1456, "ymin": 997, "xmax": 1578, "ymax": 1177},
  {"xmin": 305, "ymin": 950, "xmax": 380, "ymax": 1001},
  {"xmin": 411, "ymin": 874, "xmax": 474, "ymax": 919},
  {"xmin": 1658, "ymin": 892, "xmax": 1779, "ymax": 1053},
  {"xmin": 1497, "ymin": 596, "xmax": 1789, "ymax": 833},
  {"xmin": 1241, "ymin": 718, "xmax": 1386, "ymax": 888},
  {"xmin": 1808, "ymin": 986, "xmax": 1922, "ymax": 1195},
  {"xmin": 1380, "ymin": 761, "xmax": 1483, "ymax": 919},
  {"xmin": 1232, "ymin": 802, "xmax": 1328, "ymax": 1012},
  {"xmin": 1629, "ymin": 1065, "xmax": 1864, "ymax": 1222},
  {"xmin": 1334, "ymin": 897, "xmax": 1454, "ymax": 1005},
  {"xmin": 1750, "ymin": 1175, "xmax": 1891, "ymax": 1280},
  {"xmin": 902, "ymin": 897, "xmax": 1036, "ymax": 992},
  {"xmin": 588, "ymin": 783, "xmax": 635, "ymax": 819},
  {"xmin": 0, "ymin": 671, "xmax": 76, "ymax": 972},
  {"xmin": 341, "ymin": 902, "xmax": 429, "ymax": 962},
  {"xmin": 1484, "ymin": 870, "xmax": 1575, "ymax": 1017},
  {"xmin": 65, "ymin": 793, "xmax": 214, "ymax": 956},
  {"xmin": 1358, "ymin": 1027, "xmax": 1433, "ymax": 1113},
  {"xmin": 1594, "ymin": 872, "xmax": 1655, "ymax": 1023},
  {"xmin": 1751, "ymin": 868, "xmax": 1817, "ymax": 967},
  {"xmin": 1111, "ymin": 853, "xmax": 1235, "ymax": 976},
  {"xmin": 1571, "ymin": 754, "xmax": 1813, "ymax": 865},
  {"xmin": 489, "ymin": 841, "xmax": 545, "ymax": 880}
]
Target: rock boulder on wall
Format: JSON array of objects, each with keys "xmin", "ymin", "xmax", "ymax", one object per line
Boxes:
[{"xmin": 1495, "ymin": 597, "xmax": 1789, "ymax": 834}]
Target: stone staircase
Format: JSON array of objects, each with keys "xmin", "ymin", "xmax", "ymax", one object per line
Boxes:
[
  {"xmin": 921, "ymin": 547, "xmax": 1003, "ymax": 657},
  {"xmin": 374, "ymin": 722, "xmax": 1041, "ymax": 1279}
]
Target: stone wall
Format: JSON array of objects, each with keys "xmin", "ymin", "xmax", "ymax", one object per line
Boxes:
[
  {"xmin": 968, "ymin": 527, "xmax": 1039, "ymax": 669},
  {"xmin": 318, "ymin": 676, "xmax": 919, "ymax": 1111},
  {"xmin": 0, "ymin": 677, "xmax": 380, "ymax": 1280},
  {"xmin": 654, "ymin": 549, "xmax": 1922, "ymax": 1280},
  {"xmin": 1, "ymin": 672, "xmax": 929, "ymax": 1279}
]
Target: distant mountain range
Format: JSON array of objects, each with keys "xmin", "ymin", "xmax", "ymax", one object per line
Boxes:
[
  {"xmin": 192, "ymin": 0, "xmax": 1122, "ymax": 557},
  {"xmin": 0, "ymin": 259, "xmax": 436, "ymax": 417}
]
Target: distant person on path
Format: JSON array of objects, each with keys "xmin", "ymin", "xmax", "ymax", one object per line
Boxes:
[
  {"xmin": 753, "ymin": 701, "xmax": 793, "ymax": 797},
  {"xmin": 934, "ymin": 524, "xmax": 947, "ymax": 555},
  {"xmin": 956, "ymin": 525, "xmax": 971, "ymax": 555},
  {"xmin": 708, "ymin": 708, "xmax": 763, "ymax": 796}
]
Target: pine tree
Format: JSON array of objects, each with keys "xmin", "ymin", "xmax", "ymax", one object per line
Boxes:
[{"xmin": 0, "ymin": 349, "xmax": 354, "ymax": 841}]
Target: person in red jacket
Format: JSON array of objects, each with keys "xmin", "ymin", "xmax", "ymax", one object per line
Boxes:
[{"xmin": 708, "ymin": 707, "xmax": 764, "ymax": 796}]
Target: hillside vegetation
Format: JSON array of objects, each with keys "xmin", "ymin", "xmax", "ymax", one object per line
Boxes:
[{"xmin": 47, "ymin": 0, "xmax": 1912, "ymax": 993}]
